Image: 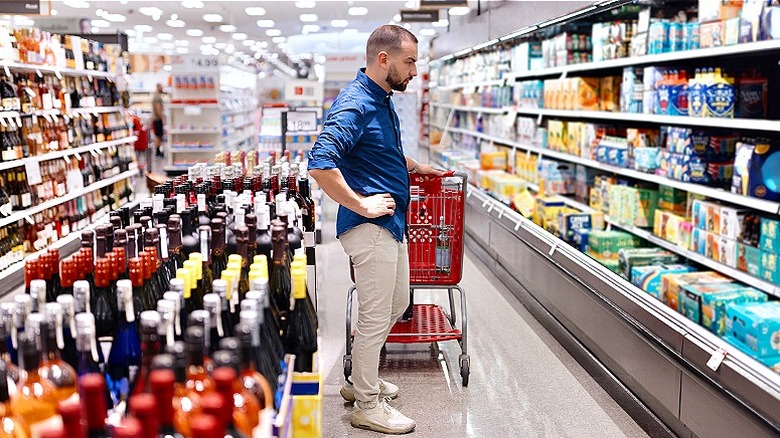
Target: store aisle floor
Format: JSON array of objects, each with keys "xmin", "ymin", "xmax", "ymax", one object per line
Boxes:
[{"xmin": 315, "ymin": 202, "xmax": 650, "ymax": 437}]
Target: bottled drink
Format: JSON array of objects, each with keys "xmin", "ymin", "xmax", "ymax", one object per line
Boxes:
[
  {"xmin": 209, "ymin": 218, "xmax": 227, "ymax": 280},
  {"xmin": 92, "ymin": 258, "xmax": 116, "ymax": 340},
  {"xmin": 213, "ymin": 366, "xmax": 259, "ymax": 437},
  {"xmin": 197, "ymin": 227, "xmax": 214, "ymax": 299},
  {"xmin": 166, "ymin": 281, "xmax": 186, "ymax": 337},
  {"xmin": 39, "ymin": 305, "xmax": 79, "ymax": 401},
  {"xmin": 168, "ymin": 216, "xmax": 185, "ymax": 271},
  {"xmin": 284, "ymin": 267, "xmax": 317, "ymax": 372},
  {"xmin": 127, "ymin": 394, "xmax": 158, "ymax": 438},
  {"xmin": 106, "ymin": 279, "xmax": 141, "ymax": 408},
  {"xmin": 111, "ymin": 417, "xmax": 143, "ymax": 438},
  {"xmin": 247, "ymin": 282, "xmax": 284, "ymax": 375},
  {"xmin": 0, "ymin": 309, "xmax": 20, "ymax": 383},
  {"xmin": 57, "ymin": 398, "xmax": 85, "ymax": 438},
  {"xmin": 78, "ymin": 373, "xmax": 110, "ymax": 438},
  {"xmin": 198, "ymin": 391, "xmax": 244, "ymax": 438},
  {"xmin": 211, "ymin": 280, "xmax": 234, "ymax": 340},
  {"xmin": 234, "ymin": 228, "xmax": 250, "ymax": 301},
  {"xmin": 229, "ymin": 324, "xmax": 273, "ymax": 410},
  {"xmin": 201, "ymin": 294, "xmax": 224, "ymax": 357},
  {"xmin": 11, "ymin": 332, "xmax": 59, "ymax": 430},
  {"xmin": 149, "ymin": 368, "xmax": 185, "ymax": 438},
  {"xmin": 268, "ymin": 223, "xmax": 291, "ymax": 327},
  {"xmin": 28, "ymin": 279, "xmax": 46, "ymax": 314},
  {"xmin": 55, "ymin": 295, "xmax": 78, "ymax": 371},
  {"xmin": 130, "ymin": 311, "xmax": 161, "ymax": 396},
  {"xmin": 189, "ymin": 415, "xmax": 222, "ymax": 438},
  {"xmin": 0, "ymin": 360, "xmax": 31, "ymax": 438}
]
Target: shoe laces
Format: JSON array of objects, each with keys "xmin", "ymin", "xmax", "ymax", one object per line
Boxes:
[{"xmin": 379, "ymin": 397, "xmax": 396, "ymax": 417}]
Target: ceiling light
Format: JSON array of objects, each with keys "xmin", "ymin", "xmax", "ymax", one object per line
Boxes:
[
  {"xmin": 144, "ymin": 36, "xmax": 158, "ymax": 44},
  {"xmin": 265, "ymin": 29, "xmax": 281, "ymax": 37},
  {"xmin": 139, "ymin": 7, "xmax": 163, "ymax": 17},
  {"xmin": 299, "ymin": 14, "xmax": 318, "ymax": 22},
  {"xmin": 259, "ymin": 41, "xmax": 269, "ymax": 48},
  {"xmin": 219, "ymin": 24, "xmax": 237, "ymax": 32},
  {"xmin": 215, "ymin": 42, "xmax": 227, "ymax": 49},
  {"xmin": 393, "ymin": 14, "xmax": 401, "ymax": 22},
  {"xmin": 344, "ymin": 28, "xmax": 359, "ymax": 34},
  {"xmin": 242, "ymin": 39, "xmax": 255, "ymax": 47},
  {"xmin": 167, "ymin": 19, "xmax": 185, "ymax": 28},
  {"xmin": 348, "ymin": 7, "xmax": 368, "ymax": 16},
  {"xmin": 232, "ymin": 33, "xmax": 247, "ymax": 41},
  {"xmin": 295, "ymin": 1, "xmax": 316, "ymax": 8},
  {"xmin": 433, "ymin": 19, "xmax": 449, "ymax": 27},
  {"xmin": 256, "ymin": 20, "xmax": 274, "ymax": 28},
  {"xmin": 104, "ymin": 13, "xmax": 126, "ymax": 22},
  {"xmin": 405, "ymin": 0, "xmax": 416, "ymax": 7},
  {"xmin": 175, "ymin": 47, "xmax": 188, "ymax": 54},
  {"xmin": 171, "ymin": 14, "xmax": 178, "ymax": 20},
  {"xmin": 331, "ymin": 19, "xmax": 348, "ymax": 28},
  {"xmin": 449, "ymin": 6, "xmax": 470, "ymax": 16},
  {"xmin": 181, "ymin": 0, "xmax": 204, "ymax": 8},
  {"xmin": 134, "ymin": 24, "xmax": 153, "ymax": 32},
  {"xmin": 50, "ymin": 8, "xmax": 58, "ymax": 15},
  {"xmin": 163, "ymin": 64, "xmax": 173, "ymax": 71},
  {"xmin": 174, "ymin": 39, "xmax": 189, "ymax": 47},
  {"xmin": 186, "ymin": 29, "xmax": 203, "ymax": 37},
  {"xmin": 302, "ymin": 24, "xmax": 320, "ymax": 34},
  {"xmin": 272, "ymin": 53, "xmax": 279, "ymax": 59},
  {"xmin": 203, "ymin": 14, "xmax": 223, "ymax": 23},
  {"xmin": 161, "ymin": 42, "xmax": 175, "ymax": 49},
  {"xmin": 95, "ymin": 9, "xmax": 105, "ymax": 17},
  {"xmin": 420, "ymin": 28, "xmax": 436, "ymax": 36},
  {"xmin": 91, "ymin": 27, "xmax": 100, "ymax": 33},
  {"xmin": 125, "ymin": 29, "xmax": 136, "ymax": 36},
  {"xmin": 63, "ymin": 0, "xmax": 90, "ymax": 8},
  {"xmin": 403, "ymin": 23, "xmax": 411, "ymax": 29},
  {"xmin": 245, "ymin": 7, "xmax": 266, "ymax": 16},
  {"xmin": 157, "ymin": 32, "xmax": 174, "ymax": 40},
  {"xmin": 202, "ymin": 36, "xmax": 217, "ymax": 44},
  {"xmin": 91, "ymin": 19, "xmax": 110, "ymax": 28},
  {"xmin": 278, "ymin": 42, "xmax": 288, "ymax": 49},
  {"xmin": 225, "ymin": 44, "xmax": 235, "ymax": 54},
  {"xmin": 272, "ymin": 36, "xmax": 286, "ymax": 43}
]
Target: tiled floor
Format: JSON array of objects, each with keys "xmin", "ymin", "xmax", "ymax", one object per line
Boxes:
[{"xmin": 315, "ymin": 200, "xmax": 649, "ymax": 437}]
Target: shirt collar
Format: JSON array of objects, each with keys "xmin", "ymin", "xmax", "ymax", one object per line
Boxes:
[{"xmin": 356, "ymin": 68, "xmax": 392, "ymax": 101}]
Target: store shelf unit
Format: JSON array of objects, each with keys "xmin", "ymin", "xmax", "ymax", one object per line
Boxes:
[
  {"xmin": 429, "ymin": 102, "xmax": 509, "ymax": 115},
  {"xmin": 0, "ymin": 135, "xmax": 137, "ymax": 171},
  {"xmin": 0, "ymin": 61, "xmax": 115, "ymax": 79}
]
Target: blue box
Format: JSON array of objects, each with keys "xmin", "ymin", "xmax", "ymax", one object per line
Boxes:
[
  {"xmin": 725, "ymin": 301, "xmax": 780, "ymax": 358},
  {"xmin": 573, "ymin": 228, "xmax": 590, "ymax": 253},
  {"xmin": 760, "ymin": 251, "xmax": 780, "ymax": 284},
  {"xmin": 631, "ymin": 264, "xmax": 694, "ymax": 300},
  {"xmin": 760, "ymin": 217, "xmax": 780, "ymax": 255},
  {"xmin": 680, "ymin": 282, "xmax": 746, "ymax": 324},
  {"xmin": 732, "ymin": 141, "xmax": 780, "ymax": 202},
  {"xmin": 701, "ymin": 287, "xmax": 767, "ymax": 336}
]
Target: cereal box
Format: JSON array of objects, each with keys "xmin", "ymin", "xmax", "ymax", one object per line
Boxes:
[{"xmin": 632, "ymin": 264, "xmax": 695, "ymax": 300}]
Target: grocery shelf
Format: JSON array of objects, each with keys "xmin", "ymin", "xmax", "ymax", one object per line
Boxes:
[
  {"xmin": 0, "ymin": 196, "xmax": 142, "ymax": 288},
  {"xmin": 513, "ymin": 107, "xmax": 780, "ymax": 133},
  {"xmin": 0, "ymin": 136, "xmax": 138, "ymax": 171},
  {"xmin": 606, "ymin": 219, "xmax": 780, "ymax": 297},
  {"xmin": 0, "ymin": 168, "xmax": 139, "ymax": 229},
  {"xmin": 429, "ymin": 102, "xmax": 509, "ymax": 114},
  {"xmin": 435, "ymin": 78, "xmax": 508, "ymax": 91},
  {"xmin": 70, "ymin": 106, "xmax": 125, "ymax": 116},
  {"xmin": 0, "ymin": 106, "xmax": 124, "ymax": 121},
  {"xmin": 507, "ymin": 39, "xmax": 780, "ymax": 80},
  {"xmin": 169, "ymin": 147, "xmax": 219, "ymax": 153},
  {"xmin": 448, "ymin": 126, "xmax": 780, "ymax": 214},
  {"xmin": 168, "ymin": 129, "xmax": 221, "ymax": 134},
  {"xmin": 0, "ymin": 61, "xmax": 114, "ymax": 79}
]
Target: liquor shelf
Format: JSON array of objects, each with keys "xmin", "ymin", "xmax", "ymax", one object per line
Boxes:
[
  {"xmin": 0, "ymin": 61, "xmax": 115, "ymax": 79},
  {"xmin": 429, "ymin": 102, "xmax": 508, "ymax": 114},
  {"xmin": 0, "ymin": 135, "xmax": 137, "ymax": 171}
]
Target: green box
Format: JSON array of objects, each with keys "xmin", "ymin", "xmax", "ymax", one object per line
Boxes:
[
  {"xmin": 760, "ymin": 251, "xmax": 780, "ymax": 284},
  {"xmin": 587, "ymin": 231, "xmax": 642, "ymax": 260},
  {"xmin": 701, "ymin": 288, "xmax": 767, "ymax": 336},
  {"xmin": 736, "ymin": 244, "xmax": 762, "ymax": 277},
  {"xmin": 618, "ymin": 248, "xmax": 679, "ymax": 281},
  {"xmin": 760, "ymin": 217, "xmax": 780, "ymax": 255},
  {"xmin": 658, "ymin": 185, "xmax": 687, "ymax": 214}
]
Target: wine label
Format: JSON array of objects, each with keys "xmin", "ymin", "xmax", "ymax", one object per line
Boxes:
[
  {"xmin": 200, "ymin": 230, "xmax": 209, "ymax": 261},
  {"xmin": 21, "ymin": 193, "xmax": 31, "ymax": 207},
  {"xmin": 160, "ymin": 228, "xmax": 169, "ymax": 259},
  {"xmin": 197, "ymin": 194, "xmax": 206, "ymax": 212}
]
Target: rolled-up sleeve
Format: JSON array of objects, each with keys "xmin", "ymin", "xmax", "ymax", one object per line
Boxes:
[{"xmin": 308, "ymin": 100, "xmax": 364, "ymax": 170}]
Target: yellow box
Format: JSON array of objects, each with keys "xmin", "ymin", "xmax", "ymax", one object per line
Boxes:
[
  {"xmin": 292, "ymin": 369, "xmax": 323, "ymax": 438},
  {"xmin": 493, "ymin": 174, "xmax": 527, "ymax": 203},
  {"xmin": 480, "ymin": 151, "xmax": 507, "ymax": 170},
  {"xmin": 574, "ymin": 77, "xmax": 600, "ymax": 111},
  {"xmin": 567, "ymin": 122, "xmax": 584, "ymax": 156},
  {"xmin": 599, "ymin": 76, "xmax": 620, "ymax": 112}
]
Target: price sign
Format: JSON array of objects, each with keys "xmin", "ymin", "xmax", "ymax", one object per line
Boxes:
[
  {"xmin": 285, "ymin": 111, "xmax": 318, "ymax": 133},
  {"xmin": 171, "ymin": 55, "xmax": 219, "ymax": 72}
]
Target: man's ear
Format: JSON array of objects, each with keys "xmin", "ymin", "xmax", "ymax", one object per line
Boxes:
[{"xmin": 377, "ymin": 51, "xmax": 389, "ymax": 69}]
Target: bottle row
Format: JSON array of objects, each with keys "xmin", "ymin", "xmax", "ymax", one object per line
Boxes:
[
  {"xmin": 0, "ymin": 111, "xmax": 131, "ymax": 160},
  {"xmin": 0, "ymin": 71, "xmax": 122, "ymax": 114},
  {"xmin": 0, "ymin": 25, "xmax": 119, "ymax": 72}
]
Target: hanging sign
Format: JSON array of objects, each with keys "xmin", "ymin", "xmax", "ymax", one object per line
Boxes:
[
  {"xmin": 0, "ymin": 1, "xmax": 40, "ymax": 14},
  {"xmin": 401, "ymin": 10, "xmax": 439, "ymax": 22},
  {"xmin": 420, "ymin": 0, "xmax": 467, "ymax": 7}
]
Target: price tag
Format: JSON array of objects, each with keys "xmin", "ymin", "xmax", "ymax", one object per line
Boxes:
[
  {"xmin": 25, "ymin": 161, "xmax": 42, "ymax": 185},
  {"xmin": 548, "ymin": 243, "xmax": 558, "ymax": 256},
  {"xmin": 286, "ymin": 110, "xmax": 318, "ymax": 133},
  {"xmin": 487, "ymin": 203, "xmax": 494, "ymax": 213},
  {"xmin": 482, "ymin": 199, "xmax": 490, "ymax": 208},
  {"xmin": 706, "ymin": 347, "xmax": 728, "ymax": 371},
  {"xmin": 536, "ymin": 113, "xmax": 543, "ymax": 126},
  {"xmin": 498, "ymin": 209, "xmax": 504, "ymax": 219},
  {"xmin": 183, "ymin": 106, "xmax": 202, "ymax": 116}
]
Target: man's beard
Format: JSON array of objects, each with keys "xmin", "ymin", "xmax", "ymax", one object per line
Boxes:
[{"xmin": 386, "ymin": 64, "xmax": 411, "ymax": 92}]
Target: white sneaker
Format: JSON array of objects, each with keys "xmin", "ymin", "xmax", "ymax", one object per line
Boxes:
[
  {"xmin": 350, "ymin": 398, "xmax": 416, "ymax": 434},
  {"xmin": 340, "ymin": 378, "xmax": 399, "ymax": 402}
]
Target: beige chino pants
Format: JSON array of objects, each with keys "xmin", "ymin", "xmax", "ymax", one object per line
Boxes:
[{"xmin": 340, "ymin": 223, "xmax": 410, "ymax": 406}]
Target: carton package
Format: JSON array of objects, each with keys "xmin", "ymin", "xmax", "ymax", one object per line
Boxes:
[
  {"xmin": 658, "ymin": 185, "xmax": 687, "ymax": 215},
  {"xmin": 661, "ymin": 271, "xmax": 732, "ymax": 313},
  {"xmin": 632, "ymin": 264, "xmax": 695, "ymax": 300},
  {"xmin": 736, "ymin": 243, "xmax": 762, "ymax": 276},
  {"xmin": 719, "ymin": 206, "xmax": 748, "ymax": 240},
  {"xmin": 480, "ymin": 151, "xmax": 507, "ymax": 171},
  {"xmin": 534, "ymin": 196, "xmax": 566, "ymax": 228},
  {"xmin": 725, "ymin": 301, "xmax": 780, "ymax": 359},
  {"xmin": 701, "ymin": 287, "xmax": 767, "ymax": 335},
  {"xmin": 732, "ymin": 140, "xmax": 780, "ymax": 202},
  {"xmin": 587, "ymin": 230, "xmax": 642, "ymax": 260},
  {"xmin": 618, "ymin": 248, "xmax": 679, "ymax": 281},
  {"xmin": 760, "ymin": 251, "xmax": 780, "ymax": 284},
  {"xmin": 680, "ymin": 281, "xmax": 746, "ymax": 324},
  {"xmin": 599, "ymin": 76, "xmax": 621, "ymax": 112},
  {"xmin": 558, "ymin": 211, "xmax": 605, "ymax": 245},
  {"xmin": 760, "ymin": 217, "xmax": 780, "ymax": 254}
]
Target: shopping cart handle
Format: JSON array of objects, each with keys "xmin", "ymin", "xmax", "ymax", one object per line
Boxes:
[{"xmin": 442, "ymin": 170, "xmax": 456, "ymax": 177}]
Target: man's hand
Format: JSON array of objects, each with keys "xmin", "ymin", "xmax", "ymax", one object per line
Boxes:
[
  {"xmin": 358, "ymin": 193, "xmax": 396, "ymax": 218},
  {"xmin": 414, "ymin": 163, "xmax": 445, "ymax": 176}
]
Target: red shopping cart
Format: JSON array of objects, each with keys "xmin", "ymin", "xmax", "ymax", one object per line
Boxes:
[{"xmin": 343, "ymin": 171, "xmax": 470, "ymax": 386}]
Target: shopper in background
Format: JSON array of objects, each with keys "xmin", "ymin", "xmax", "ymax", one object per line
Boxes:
[
  {"xmin": 308, "ymin": 24, "xmax": 442, "ymax": 435},
  {"xmin": 152, "ymin": 83, "xmax": 165, "ymax": 158}
]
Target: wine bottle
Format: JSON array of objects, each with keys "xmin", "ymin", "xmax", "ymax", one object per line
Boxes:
[
  {"xmin": 130, "ymin": 311, "xmax": 161, "ymax": 397},
  {"xmin": 234, "ymin": 227, "xmax": 250, "ymax": 301},
  {"xmin": 12, "ymin": 332, "xmax": 59, "ymax": 430},
  {"xmin": 202, "ymin": 294, "xmax": 224, "ymax": 357},
  {"xmin": 149, "ymin": 368, "xmax": 185, "ymax": 438},
  {"xmin": 209, "ymin": 218, "xmax": 227, "ymax": 280},
  {"xmin": 78, "ymin": 373, "xmax": 110, "ymax": 438},
  {"xmin": 268, "ymin": 223, "xmax": 291, "ymax": 327},
  {"xmin": 40, "ymin": 305, "xmax": 79, "ymax": 401},
  {"xmin": 55, "ymin": 295, "xmax": 78, "ymax": 371},
  {"xmin": 189, "ymin": 414, "xmax": 222, "ymax": 438},
  {"xmin": 199, "ymin": 391, "xmax": 245, "ymax": 438},
  {"xmin": 245, "ymin": 214, "xmax": 258, "ymax": 266},
  {"xmin": 0, "ymin": 361, "xmax": 31, "ymax": 438},
  {"xmin": 184, "ymin": 325, "xmax": 214, "ymax": 397},
  {"xmin": 0, "ymin": 309, "xmax": 20, "ymax": 383},
  {"xmin": 186, "ymin": 311, "xmax": 210, "ymax": 361},
  {"xmin": 197, "ymin": 227, "xmax": 214, "ymax": 299},
  {"xmin": 284, "ymin": 267, "xmax": 317, "ymax": 372},
  {"xmin": 230, "ymin": 323, "xmax": 273, "ymax": 410},
  {"xmin": 74, "ymin": 313, "xmax": 101, "ymax": 375},
  {"xmin": 157, "ymin": 299, "xmax": 177, "ymax": 349},
  {"xmin": 128, "ymin": 393, "xmax": 159, "ymax": 438},
  {"xmin": 165, "ymin": 281, "xmax": 186, "ymax": 338},
  {"xmin": 128, "ymin": 258, "xmax": 146, "ymax": 321},
  {"xmin": 213, "ymin": 366, "xmax": 259, "ymax": 437},
  {"xmin": 157, "ymin": 223, "xmax": 175, "ymax": 290},
  {"xmin": 106, "ymin": 279, "xmax": 141, "ymax": 408},
  {"xmin": 168, "ymin": 215, "xmax": 185, "ymax": 272},
  {"xmin": 180, "ymin": 211, "xmax": 199, "ymax": 259},
  {"xmin": 247, "ymin": 282, "xmax": 284, "ymax": 375},
  {"xmin": 92, "ymin": 258, "xmax": 116, "ymax": 340},
  {"xmin": 29, "ymin": 279, "xmax": 46, "ymax": 314},
  {"xmin": 210, "ymin": 280, "xmax": 234, "ymax": 340},
  {"xmin": 57, "ymin": 398, "xmax": 84, "ymax": 438},
  {"xmin": 112, "ymin": 417, "xmax": 143, "ymax": 438}
]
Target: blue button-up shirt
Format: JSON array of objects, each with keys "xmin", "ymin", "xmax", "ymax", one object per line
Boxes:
[{"xmin": 308, "ymin": 68, "xmax": 409, "ymax": 242}]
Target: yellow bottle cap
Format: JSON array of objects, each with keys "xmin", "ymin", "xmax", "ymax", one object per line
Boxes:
[
  {"xmin": 189, "ymin": 253, "xmax": 203, "ymax": 280},
  {"xmin": 248, "ymin": 270, "xmax": 261, "ymax": 285},
  {"xmin": 176, "ymin": 268, "xmax": 191, "ymax": 299},
  {"xmin": 293, "ymin": 253, "xmax": 306, "ymax": 264},
  {"xmin": 251, "ymin": 263, "xmax": 269, "ymax": 280},
  {"xmin": 183, "ymin": 260, "xmax": 199, "ymax": 285},
  {"xmin": 253, "ymin": 255, "xmax": 267, "ymax": 266},
  {"xmin": 228, "ymin": 254, "xmax": 243, "ymax": 265},
  {"xmin": 292, "ymin": 268, "xmax": 306, "ymax": 300}
]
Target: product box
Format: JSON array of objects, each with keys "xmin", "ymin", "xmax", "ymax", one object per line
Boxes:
[
  {"xmin": 558, "ymin": 211, "xmax": 605, "ymax": 244},
  {"xmin": 658, "ymin": 185, "xmax": 687, "ymax": 215},
  {"xmin": 725, "ymin": 301, "xmax": 780, "ymax": 359},
  {"xmin": 704, "ymin": 202, "xmax": 722, "ymax": 233},
  {"xmin": 662, "ymin": 271, "xmax": 732, "ymax": 313},
  {"xmin": 573, "ymin": 77, "xmax": 600, "ymax": 111},
  {"xmin": 547, "ymin": 120, "xmax": 567, "ymax": 152},
  {"xmin": 587, "ymin": 230, "xmax": 642, "ymax": 260},
  {"xmin": 740, "ymin": 0, "xmax": 764, "ymax": 43},
  {"xmin": 760, "ymin": 251, "xmax": 780, "ymax": 284},
  {"xmin": 736, "ymin": 243, "xmax": 762, "ymax": 276},
  {"xmin": 632, "ymin": 264, "xmax": 695, "ymax": 300},
  {"xmin": 691, "ymin": 199, "xmax": 706, "ymax": 229},
  {"xmin": 760, "ymin": 217, "xmax": 780, "ymax": 254},
  {"xmin": 653, "ymin": 210, "xmax": 685, "ymax": 245},
  {"xmin": 724, "ymin": 17, "xmax": 741, "ymax": 45},
  {"xmin": 618, "ymin": 248, "xmax": 679, "ymax": 281},
  {"xmin": 699, "ymin": 0, "xmax": 743, "ymax": 22},
  {"xmin": 534, "ymin": 196, "xmax": 566, "ymax": 228},
  {"xmin": 480, "ymin": 151, "xmax": 508, "ymax": 171},
  {"xmin": 491, "ymin": 174, "xmax": 528, "ymax": 203},
  {"xmin": 621, "ymin": 66, "xmax": 644, "ymax": 114},
  {"xmin": 700, "ymin": 20, "xmax": 725, "ymax": 48},
  {"xmin": 599, "ymin": 76, "xmax": 621, "ymax": 112},
  {"xmin": 719, "ymin": 206, "xmax": 748, "ymax": 240},
  {"xmin": 567, "ymin": 122, "xmax": 585, "ymax": 157},
  {"xmin": 680, "ymin": 281, "xmax": 747, "ymax": 324},
  {"xmin": 643, "ymin": 66, "xmax": 666, "ymax": 115},
  {"xmin": 701, "ymin": 287, "xmax": 767, "ymax": 335},
  {"xmin": 732, "ymin": 140, "xmax": 780, "ymax": 202},
  {"xmin": 721, "ymin": 237, "xmax": 738, "ymax": 267},
  {"xmin": 692, "ymin": 227, "xmax": 705, "ymax": 254},
  {"xmin": 512, "ymin": 41, "xmax": 543, "ymax": 72},
  {"xmin": 573, "ymin": 228, "xmax": 590, "ymax": 253}
]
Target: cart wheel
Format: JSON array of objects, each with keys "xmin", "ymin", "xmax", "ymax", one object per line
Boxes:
[
  {"xmin": 460, "ymin": 357, "xmax": 470, "ymax": 387},
  {"xmin": 343, "ymin": 357, "xmax": 352, "ymax": 379}
]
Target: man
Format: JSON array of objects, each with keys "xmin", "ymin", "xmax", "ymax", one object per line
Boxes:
[
  {"xmin": 308, "ymin": 25, "xmax": 442, "ymax": 434},
  {"xmin": 152, "ymin": 83, "xmax": 165, "ymax": 157}
]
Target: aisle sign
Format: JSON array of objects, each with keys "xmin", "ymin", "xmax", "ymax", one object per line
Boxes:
[
  {"xmin": 420, "ymin": 0, "xmax": 467, "ymax": 6},
  {"xmin": 170, "ymin": 55, "xmax": 220, "ymax": 72},
  {"xmin": 0, "ymin": 1, "xmax": 40, "ymax": 14},
  {"xmin": 401, "ymin": 10, "xmax": 439, "ymax": 22},
  {"xmin": 286, "ymin": 111, "xmax": 318, "ymax": 133}
]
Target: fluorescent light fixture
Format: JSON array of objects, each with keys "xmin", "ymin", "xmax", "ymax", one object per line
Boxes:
[
  {"xmin": 175, "ymin": 47, "xmax": 189, "ymax": 54},
  {"xmin": 453, "ymin": 47, "xmax": 470, "ymax": 57},
  {"xmin": 272, "ymin": 36, "xmax": 286, "ymax": 43},
  {"xmin": 258, "ymin": 71, "xmax": 266, "ymax": 78},
  {"xmin": 163, "ymin": 65, "xmax": 173, "ymax": 72},
  {"xmin": 181, "ymin": 0, "xmax": 204, "ymax": 8},
  {"xmin": 91, "ymin": 19, "xmax": 110, "ymax": 28},
  {"xmin": 420, "ymin": 28, "xmax": 436, "ymax": 36},
  {"xmin": 403, "ymin": 23, "xmax": 411, "ymax": 30},
  {"xmin": 139, "ymin": 7, "xmax": 163, "ymax": 17},
  {"xmin": 161, "ymin": 42, "xmax": 175, "ymax": 49},
  {"xmin": 225, "ymin": 44, "xmax": 235, "ymax": 54},
  {"xmin": 393, "ymin": 14, "xmax": 401, "ymax": 22},
  {"xmin": 219, "ymin": 24, "xmax": 237, "ymax": 32},
  {"xmin": 259, "ymin": 41, "xmax": 269, "ymax": 48},
  {"xmin": 144, "ymin": 36, "xmax": 158, "ymax": 44},
  {"xmin": 448, "ymin": 6, "xmax": 470, "ymax": 16},
  {"xmin": 171, "ymin": 14, "xmax": 178, "ymax": 20},
  {"xmin": 245, "ymin": 7, "xmax": 266, "ymax": 16},
  {"xmin": 256, "ymin": 19, "xmax": 275, "ymax": 27},
  {"xmin": 242, "ymin": 39, "xmax": 256, "ymax": 46},
  {"xmin": 348, "ymin": 7, "xmax": 368, "ymax": 16},
  {"xmin": 200, "ymin": 44, "xmax": 213, "ymax": 51},
  {"xmin": 299, "ymin": 14, "xmax": 318, "ymax": 22},
  {"xmin": 95, "ymin": 8, "xmax": 104, "ymax": 16},
  {"xmin": 157, "ymin": 32, "xmax": 173, "ymax": 40},
  {"xmin": 215, "ymin": 42, "xmax": 227, "ymax": 49},
  {"xmin": 91, "ymin": 27, "xmax": 100, "ymax": 33},
  {"xmin": 232, "ymin": 33, "xmax": 247, "ymax": 40},
  {"xmin": 302, "ymin": 24, "xmax": 320, "ymax": 34},
  {"xmin": 498, "ymin": 25, "xmax": 538, "ymax": 41},
  {"xmin": 174, "ymin": 39, "xmax": 189, "ymax": 47},
  {"xmin": 186, "ymin": 28, "xmax": 203, "ymax": 37},
  {"xmin": 433, "ymin": 19, "xmax": 449, "ymax": 27},
  {"xmin": 134, "ymin": 24, "xmax": 153, "ymax": 32},
  {"xmin": 404, "ymin": 0, "xmax": 416, "ymax": 7},
  {"xmin": 202, "ymin": 36, "xmax": 217, "ymax": 43},
  {"xmin": 63, "ymin": 0, "xmax": 90, "ymax": 8},
  {"xmin": 104, "ymin": 13, "xmax": 126, "ymax": 22},
  {"xmin": 265, "ymin": 29, "xmax": 281, "ymax": 37},
  {"xmin": 50, "ymin": 8, "xmax": 58, "ymax": 15},
  {"xmin": 344, "ymin": 28, "xmax": 359, "ymax": 34},
  {"xmin": 203, "ymin": 14, "xmax": 223, "ymax": 23},
  {"xmin": 331, "ymin": 19, "xmax": 348, "ymax": 28},
  {"xmin": 295, "ymin": 1, "xmax": 316, "ymax": 8},
  {"xmin": 166, "ymin": 19, "xmax": 185, "ymax": 28}
]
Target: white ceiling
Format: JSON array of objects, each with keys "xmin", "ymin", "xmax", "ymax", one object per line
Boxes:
[{"xmin": 37, "ymin": 0, "xmax": 456, "ymax": 68}]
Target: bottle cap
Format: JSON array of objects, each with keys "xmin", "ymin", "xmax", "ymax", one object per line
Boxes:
[
  {"xmin": 113, "ymin": 229, "xmax": 128, "ymax": 248},
  {"xmin": 112, "ymin": 418, "xmax": 144, "ymax": 438},
  {"xmin": 139, "ymin": 310, "xmax": 160, "ymax": 336},
  {"xmin": 188, "ymin": 254, "xmax": 203, "ymax": 280},
  {"xmin": 19, "ymin": 331, "xmax": 40, "ymax": 371},
  {"xmin": 239, "ymin": 309, "xmax": 259, "ymax": 326},
  {"xmin": 140, "ymin": 251, "xmax": 153, "ymax": 280},
  {"xmin": 94, "ymin": 257, "xmax": 111, "ymax": 288},
  {"xmin": 151, "ymin": 355, "xmax": 176, "ymax": 372},
  {"xmin": 60, "ymin": 258, "xmax": 75, "ymax": 288},
  {"xmin": 129, "ymin": 257, "xmax": 144, "ymax": 288},
  {"xmin": 211, "ymin": 350, "xmax": 237, "ymax": 372},
  {"xmin": 228, "ymin": 254, "xmax": 242, "ymax": 265},
  {"xmin": 169, "ymin": 278, "xmax": 185, "ymax": 295},
  {"xmin": 106, "ymin": 252, "xmax": 119, "ymax": 281},
  {"xmin": 212, "ymin": 279, "xmax": 227, "ymax": 295},
  {"xmin": 185, "ymin": 325, "xmax": 206, "ymax": 353},
  {"xmin": 29, "ymin": 279, "xmax": 46, "ymax": 311},
  {"xmin": 189, "ymin": 414, "xmax": 220, "ymax": 438},
  {"xmin": 57, "ymin": 399, "xmax": 84, "ymax": 438}
]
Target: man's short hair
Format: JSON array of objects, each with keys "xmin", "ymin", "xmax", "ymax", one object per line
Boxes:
[{"xmin": 366, "ymin": 25, "xmax": 418, "ymax": 64}]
